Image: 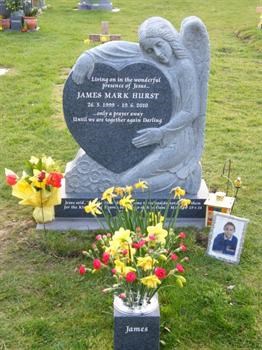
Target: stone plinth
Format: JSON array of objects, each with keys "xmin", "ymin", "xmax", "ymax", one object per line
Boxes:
[{"xmin": 36, "ymin": 180, "xmax": 209, "ymax": 231}]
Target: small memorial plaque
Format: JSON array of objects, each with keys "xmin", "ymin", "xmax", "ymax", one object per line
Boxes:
[
  {"xmin": 63, "ymin": 62, "xmax": 172, "ymax": 173},
  {"xmin": 114, "ymin": 306, "xmax": 160, "ymax": 350}
]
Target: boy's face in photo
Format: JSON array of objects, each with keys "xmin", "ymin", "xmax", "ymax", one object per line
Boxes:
[{"xmin": 224, "ymin": 224, "xmax": 235, "ymax": 239}]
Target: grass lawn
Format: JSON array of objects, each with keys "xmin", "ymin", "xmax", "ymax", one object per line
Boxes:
[{"xmin": 0, "ymin": 0, "xmax": 261, "ymax": 349}]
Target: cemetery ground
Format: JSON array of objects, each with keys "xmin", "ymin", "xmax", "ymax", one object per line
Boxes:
[{"xmin": 0, "ymin": 0, "xmax": 261, "ymax": 349}]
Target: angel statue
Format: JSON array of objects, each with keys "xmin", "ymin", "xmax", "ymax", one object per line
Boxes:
[{"xmin": 67, "ymin": 16, "xmax": 209, "ymax": 195}]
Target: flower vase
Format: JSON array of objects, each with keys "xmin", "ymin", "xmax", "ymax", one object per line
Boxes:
[{"xmin": 113, "ymin": 294, "xmax": 160, "ymax": 350}]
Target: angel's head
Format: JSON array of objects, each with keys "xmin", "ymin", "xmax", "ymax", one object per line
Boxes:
[{"xmin": 138, "ymin": 17, "xmax": 187, "ymax": 64}]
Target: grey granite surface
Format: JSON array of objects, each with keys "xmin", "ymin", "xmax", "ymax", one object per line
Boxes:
[{"xmin": 63, "ymin": 16, "xmax": 210, "ymax": 196}]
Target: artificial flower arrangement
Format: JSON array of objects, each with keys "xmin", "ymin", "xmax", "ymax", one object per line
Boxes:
[
  {"xmin": 79, "ymin": 183, "xmax": 191, "ymax": 309},
  {"xmin": 5, "ymin": 156, "xmax": 63, "ymax": 223}
]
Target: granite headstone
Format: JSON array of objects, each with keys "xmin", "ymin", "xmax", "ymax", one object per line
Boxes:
[
  {"xmin": 0, "ymin": 0, "xmax": 9, "ymax": 17},
  {"xmin": 40, "ymin": 16, "xmax": 210, "ymax": 230},
  {"xmin": 78, "ymin": 0, "xmax": 112, "ymax": 11},
  {"xmin": 63, "ymin": 62, "xmax": 172, "ymax": 173}
]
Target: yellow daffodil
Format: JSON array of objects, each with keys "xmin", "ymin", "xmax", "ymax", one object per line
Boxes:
[
  {"xmin": 112, "ymin": 227, "xmax": 132, "ymax": 244},
  {"xmin": 176, "ymin": 275, "xmax": 187, "ymax": 288},
  {"xmin": 84, "ymin": 198, "xmax": 102, "ymax": 216},
  {"xmin": 114, "ymin": 259, "xmax": 136, "ymax": 276},
  {"xmin": 179, "ymin": 199, "xmax": 191, "ymax": 209},
  {"xmin": 114, "ymin": 186, "xmax": 125, "ymax": 196},
  {"xmin": 171, "ymin": 186, "xmax": 185, "ymax": 199},
  {"xmin": 124, "ymin": 185, "xmax": 133, "ymax": 195},
  {"xmin": 147, "ymin": 223, "xmax": 168, "ymax": 244},
  {"xmin": 102, "ymin": 187, "xmax": 116, "ymax": 204},
  {"xmin": 159, "ymin": 254, "xmax": 168, "ymax": 261},
  {"xmin": 137, "ymin": 256, "xmax": 156, "ymax": 271},
  {"xmin": 119, "ymin": 195, "xmax": 135, "ymax": 211},
  {"xmin": 134, "ymin": 180, "xmax": 149, "ymax": 191},
  {"xmin": 234, "ymin": 177, "xmax": 242, "ymax": 188},
  {"xmin": 141, "ymin": 275, "xmax": 161, "ymax": 289}
]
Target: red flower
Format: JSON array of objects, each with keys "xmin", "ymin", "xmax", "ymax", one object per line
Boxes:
[
  {"xmin": 102, "ymin": 252, "xmax": 110, "ymax": 265},
  {"xmin": 46, "ymin": 172, "xmax": 63, "ymax": 188},
  {"xmin": 93, "ymin": 259, "xmax": 102, "ymax": 270},
  {"xmin": 154, "ymin": 267, "xmax": 167, "ymax": 280},
  {"xmin": 170, "ymin": 253, "xmax": 178, "ymax": 261},
  {"xmin": 6, "ymin": 174, "xmax": 17, "ymax": 186},
  {"xmin": 126, "ymin": 272, "xmax": 137, "ymax": 283},
  {"xmin": 178, "ymin": 232, "xmax": 186, "ymax": 239},
  {"xmin": 79, "ymin": 265, "xmax": 86, "ymax": 275},
  {"xmin": 122, "ymin": 249, "xmax": 128, "ymax": 256},
  {"xmin": 38, "ymin": 171, "xmax": 46, "ymax": 182},
  {"xmin": 176, "ymin": 264, "xmax": 185, "ymax": 273},
  {"xmin": 180, "ymin": 244, "xmax": 187, "ymax": 252},
  {"xmin": 132, "ymin": 239, "xmax": 146, "ymax": 249}
]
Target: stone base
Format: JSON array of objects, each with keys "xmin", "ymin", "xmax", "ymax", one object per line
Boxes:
[
  {"xmin": 36, "ymin": 180, "xmax": 208, "ymax": 231},
  {"xmin": 37, "ymin": 216, "xmax": 205, "ymax": 231}
]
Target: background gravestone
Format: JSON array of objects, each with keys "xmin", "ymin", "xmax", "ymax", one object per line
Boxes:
[
  {"xmin": 0, "ymin": 0, "xmax": 9, "ymax": 17},
  {"xmin": 78, "ymin": 0, "xmax": 112, "ymax": 11}
]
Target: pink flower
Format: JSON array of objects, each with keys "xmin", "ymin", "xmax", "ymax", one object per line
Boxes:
[
  {"xmin": 176, "ymin": 264, "xmax": 185, "ymax": 273},
  {"xmin": 96, "ymin": 234, "xmax": 102, "ymax": 241},
  {"xmin": 149, "ymin": 234, "xmax": 156, "ymax": 241},
  {"xmin": 178, "ymin": 232, "xmax": 186, "ymax": 239},
  {"xmin": 126, "ymin": 272, "xmax": 137, "ymax": 283},
  {"xmin": 102, "ymin": 252, "xmax": 110, "ymax": 265},
  {"xmin": 132, "ymin": 240, "xmax": 146, "ymax": 249},
  {"xmin": 170, "ymin": 253, "xmax": 178, "ymax": 261},
  {"xmin": 111, "ymin": 268, "xmax": 116, "ymax": 275},
  {"xmin": 79, "ymin": 265, "xmax": 86, "ymax": 275},
  {"xmin": 180, "ymin": 244, "xmax": 187, "ymax": 252},
  {"xmin": 122, "ymin": 249, "xmax": 128, "ymax": 256},
  {"xmin": 107, "ymin": 233, "xmax": 112, "ymax": 238},
  {"xmin": 154, "ymin": 267, "xmax": 167, "ymax": 280},
  {"xmin": 119, "ymin": 293, "xmax": 126, "ymax": 299},
  {"xmin": 93, "ymin": 259, "xmax": 102, "ymax": 270}
]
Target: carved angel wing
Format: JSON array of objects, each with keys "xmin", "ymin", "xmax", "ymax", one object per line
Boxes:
[{"xmin": 180, "ymin": 16, "xmax": 210, "ymax": 162}]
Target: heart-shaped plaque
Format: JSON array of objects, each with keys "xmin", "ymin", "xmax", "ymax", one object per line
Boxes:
[{"xmin": 63, "ymin": 63, "xmax": 172, "ymax": 173}]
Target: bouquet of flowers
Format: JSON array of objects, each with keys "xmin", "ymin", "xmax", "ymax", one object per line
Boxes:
[
  {"xmin": 5, "ymin": 156, "xmax": 63, "ymax": 223},
  {"xmin": 79, "ymin": 183, "xmax": 190, "ymax": 309}
]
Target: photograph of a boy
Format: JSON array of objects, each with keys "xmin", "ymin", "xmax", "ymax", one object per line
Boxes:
[{"xmin": 212, "ymin": 221, "xmax": 238, "ymax": 256}]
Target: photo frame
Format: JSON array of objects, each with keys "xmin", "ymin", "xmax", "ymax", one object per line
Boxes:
[{"xmin": 206, "ymin": 212, "xmax": 249, "ymax": 264}]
